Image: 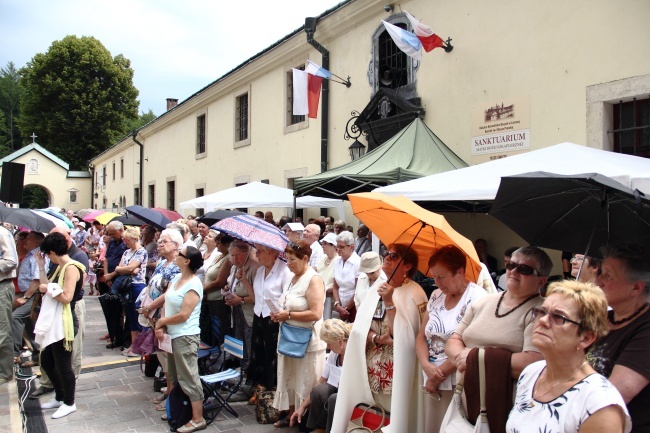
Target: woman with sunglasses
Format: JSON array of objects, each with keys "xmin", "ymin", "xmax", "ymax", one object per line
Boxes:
[
  {"xmin": 270, "ymin": 240, "xmax": 326, "ymax": 428},
  {"xmin": 332, "ymin": 243, "xmax": 428, "ymax": 433},
  {"xmin": 153, "ymin": 246, "xmax": 206, "ymax": 433},
  {"xmin": 446, "ymin": 246, "xmax": 550, "ymax": 431},
  {"xmin": 506, "ymin": 280, "xmax": 630, "ymax": 433},
  {"xmin": 416, "ymin": 245, "xmax": 488, "ymax": 433}
]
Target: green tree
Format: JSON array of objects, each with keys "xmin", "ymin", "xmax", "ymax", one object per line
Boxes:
[
  {"xmin": 123, "ymin": 109, "xmax": 157, "ymax": 136},
  {"xmin": 19, "ymin": 36, "xmax": 139, "ymax": 169},
  {"xmin": 0, "ymin": 111, "xmax": 12, "ymax": 158},
  {"xmin": 20, "ymin": 185, "xmax": 50, "ymax": 209},
  {"xmin": 0, "ymin": 61, "xmax": 24, "ymax": 151}
]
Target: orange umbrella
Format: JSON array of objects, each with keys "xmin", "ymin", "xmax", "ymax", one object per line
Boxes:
[{"xmin": 349, "ymin": 192, "xmax": 482, "ymax": 281}]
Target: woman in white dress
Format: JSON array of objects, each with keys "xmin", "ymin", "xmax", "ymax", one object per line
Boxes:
[
  {"xmin": 271, "ymin": 239, "xmax": 326, "ymax": 428},
  {"xmin": 506, "ymin": 280, "xmax": 630, "ymax": 433},
  {"xmin": 416, "ymin": 245, "xmax": 487, "ymax": 432}
]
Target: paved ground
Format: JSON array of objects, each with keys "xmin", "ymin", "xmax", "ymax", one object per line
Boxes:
[{"xmin": 0, "ymin": 295, "xmax": 300, "ymax": 433}]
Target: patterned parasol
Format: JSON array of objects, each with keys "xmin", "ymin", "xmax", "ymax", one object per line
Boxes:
[{"xmin": 213, "ymin": 214, "xmax": 289, "ymax": 252}]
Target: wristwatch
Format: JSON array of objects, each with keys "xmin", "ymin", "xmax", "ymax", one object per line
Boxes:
[
  {"xmin": 334, "ymin": 301, "xmax": 340, "ymax": 307},
  {"xmin": 23, "ymin": 295, "xmax": 31, "ymax": 300}
]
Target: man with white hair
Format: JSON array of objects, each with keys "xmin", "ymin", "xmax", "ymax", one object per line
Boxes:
[
  {"xmin": 303, "ymin": 224, "xmax": 323, "ymax": 269},
  {"xmin": 187, "ymin": 219, "xmax": 202, "ymax": 249}
]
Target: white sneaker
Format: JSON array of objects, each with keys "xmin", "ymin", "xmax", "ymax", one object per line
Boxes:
[
  {"xmin": 52, "ymin": 403, "xmax": 76, "ymax": 419},
  {"xmin": 41, "ymin": 398, "xmax": 63, "ymax": 409}
]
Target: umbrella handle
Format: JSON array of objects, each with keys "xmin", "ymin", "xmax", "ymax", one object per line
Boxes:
[{"xmin": 387, "ymin": 221, "xmax": 426, "ymax": 283}]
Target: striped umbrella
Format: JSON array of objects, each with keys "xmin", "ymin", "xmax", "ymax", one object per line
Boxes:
[{"xmin": 213, "ymin": 214, "xmax": 288, "ymax": 252}]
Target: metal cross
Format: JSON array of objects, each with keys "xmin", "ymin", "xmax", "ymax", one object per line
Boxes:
[{"xmin": 30, "ymin": 132, "xmax": 37, "ymax": 143}]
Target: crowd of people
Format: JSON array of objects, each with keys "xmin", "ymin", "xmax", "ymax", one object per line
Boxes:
[{"xmin": 0, "ymin": 208, "xmax": 648, "ymax": 433}]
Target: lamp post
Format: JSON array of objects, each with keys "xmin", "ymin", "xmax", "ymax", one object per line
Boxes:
[{"xmin": 93, "ymin": 183, "xmax": 105, "ymax": 210}]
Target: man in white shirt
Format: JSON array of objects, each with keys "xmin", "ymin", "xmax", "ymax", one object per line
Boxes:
[{"xmin": 303, "ymin": 224, "xmax": 324, "ymax": 269}]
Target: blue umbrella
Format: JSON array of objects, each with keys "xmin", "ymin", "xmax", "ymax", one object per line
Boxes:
[{"xmin": 38, "ymin": 208, "xmax": 74, "ymax": 228}]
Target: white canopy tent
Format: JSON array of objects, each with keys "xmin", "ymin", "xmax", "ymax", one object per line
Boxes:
[
  {"xmin": 375, "ymin": 143, "xmax": 650, "ymax": 202},
  {"xmin": 179, "ymin": 182, "xmax": 346, "ymax": 219}
]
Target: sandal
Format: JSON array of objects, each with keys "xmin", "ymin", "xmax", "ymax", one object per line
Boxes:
[
  {"xmin": 155, "ymin": 403, "xmax": 166, "ymax": 411},
  {"xmin": 20, "ymin": 360, "xmax": 39, "ymax": 368},
  {"xmin": 161, "ymin": 414, "xmax": 168, "ymax": 421},
  {"xmin": 274, "ymin": 417, "xmax": 291, "ymax": 428},
  {"xmin": 88, "ymin": 290, "xmax": 95, "ymax": 296},
  {"xmin": 99, "ymin": 334, "xmax": 110, "ymax": 341},
  {"xmin": 152, "ymin": 393, "xmax": 168, "ymax": 404}
]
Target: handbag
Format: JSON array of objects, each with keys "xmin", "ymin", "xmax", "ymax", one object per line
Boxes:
[
  {"xmin": 255, "ymin": 390, "xmax": 280, "ymax": 424},
  {"xmin": 277, "ymin": 322, "xmax": 312, "ymax": 358},
  {"xmin": 112, "ymin": 274, "xmax": 133, "ymax": 295},
  {"xmin": 347, "ymin": 403, "xmax": 390, "ymax": 432},
  {"xmin": 131, "ymin": 328, "xmax": 155, "ymax": 355},
  {"xmin": 439, "ymin": 348, "xmax": 489, "ymax": 433}
]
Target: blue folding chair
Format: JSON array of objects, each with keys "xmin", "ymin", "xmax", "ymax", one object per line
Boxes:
[
  {"xmin": 197, "ymin": 315, "xmax": 222, "ymax": 375},
  {"xmin": 201, "ymin": 335, "xmax": 244, "ymax": 424}
]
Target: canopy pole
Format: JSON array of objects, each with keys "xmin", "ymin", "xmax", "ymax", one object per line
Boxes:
[{"xmin": 577, "ymin": 190, "xmax": 607, "ymax": 279}]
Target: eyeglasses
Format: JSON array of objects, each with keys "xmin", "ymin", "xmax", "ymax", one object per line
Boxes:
[
  {"xmin": 570, "ymin": 256, "xmax": 585, "ymax": 264},
  {"xmin": 505, "ymin": 261, "xmax": 540, "ymax": 276},
  {"xmin": 157, "ymin": 239, "xmax": 173, "ymax": 245},
  {"xmin": 418, "ymin": 386, "xmax": 442, "ymax": 401},
  {"xmin": 530, "ymin": 307, "xmax": 582, "ymax": 328},
  {"xmin": 178, "ymin": 251, "xmax": 187, "ymax": 259},
  {"xmin": 336, "ymin": 244, "xmax": 350, "ymax": 251},
  {"xmin": 383, "ymin": 252, "xmax": 400, "ymax": 261}
]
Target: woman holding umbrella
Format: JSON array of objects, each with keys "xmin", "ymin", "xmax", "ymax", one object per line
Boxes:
[
  {"xmin": 332, "ymin": 243, "xmax": 428, "ymax": 432},
  {"xmin": 590, "ymin": 244, "xmax": 650, "ymax": 431},
  {"xmin": 247, "ymin": 243, "xmax": 292, "ymax": 405}
]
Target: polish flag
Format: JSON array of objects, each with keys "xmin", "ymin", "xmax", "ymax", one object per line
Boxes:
[{"xmin": 405, "ymin": 11, "xmax": 445, "ymax": 52}]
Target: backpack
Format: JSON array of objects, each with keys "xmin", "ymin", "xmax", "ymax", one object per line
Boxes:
[{"xmin": 166, "ymin": 384, "xmax": 192, "ymax": 431}]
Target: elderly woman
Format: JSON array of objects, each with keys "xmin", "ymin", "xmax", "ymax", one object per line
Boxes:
[
  {"xmin": 247, "ymin": 243, "xmax": 292, "ymax": 404},
  {"xmin": 353, "ymin": 251, "xmax": 387, "ymax": 309},
  {"xmin": 591, "ymin": 244, "xmax": 650, "ymax": 431},
  {"xmin": 149, "ymin": 246, "xmax": 205, "ymax": 433},
  {"xmin": 202, "ymin": 232, "xmax": 233, "ymax": 344},
  {"xmin": 223, "ymin": 240, "xmax": 260, "ymax": 374},
  {"xmin": 332, "ymin": 243, "xmax": 428, "ymax": 432},
  {"xmin": 416, "ymin": 245, "xmax": 487, "ymax": 433},
  {"xmin": 144, "ymin": 229, "xmax": 182, "ymax": 408},
  {"xmin": 34, "ymin": 233, "xmax": 85, "ymax": 419},
  {"xmin": 114, "ymin": 226, "xmax": 148, "ymax": 356},
  {"xmin": 446, "ymin": 246, "xmax": 550, "ymax": 432},
  {"xmin": 332, "ymin": 231, "xmax": 361, "ymax": 322},
  {"xmin": 318, "ymin": 233, "xmax": 338, "ymax": 320},
  {"xmin": 271, "ymin": 240, "xmax": 326, "ymax": 428},
  {"xmin": 571, "ymin": 253, "xmax": 602, "ymax": 284},
  {"xmin": 507, "ymin": 280, "xmax": 630, "ymax": 432},
  {"xmin": 290, "ymin": 319, "xmax": 352, "ymax": 433}
]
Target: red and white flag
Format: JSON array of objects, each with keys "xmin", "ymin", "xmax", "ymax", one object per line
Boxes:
[
  {"xmin": 405, "ymin": 11, "xmax": 445, "ymax": 52},
  {"xmin": 292, "ymin": 69, "xmax": 309, "ymax": 116}
]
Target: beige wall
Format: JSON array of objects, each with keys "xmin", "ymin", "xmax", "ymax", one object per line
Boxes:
[
  {"xmin": 90, "ymin": 0, "xmax": 649, "ymax": 272},
  {"xmin": 2, "ymin": 149, "xmax": 91, "ymax": 209}
]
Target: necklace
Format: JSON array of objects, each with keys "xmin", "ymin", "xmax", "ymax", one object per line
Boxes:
[
  {"xmin": 528, "ymin": 360, "xmax": 588, "ymax": 408},
  {"xmin": 494, "ymin": 291, "xmax": 539, "ymax": 318},
  {"xmin": 608, "ymin": 302, "xmax": 649, "ymax": 325}
]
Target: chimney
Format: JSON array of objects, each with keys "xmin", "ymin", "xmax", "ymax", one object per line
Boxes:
[{"xmin": 166, "ymin": 98, "xmax": 179, "ymax": 111}]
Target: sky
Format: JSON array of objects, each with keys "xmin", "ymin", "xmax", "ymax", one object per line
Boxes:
[{"xmin": 0, "ymin": 0, "xmax": 345, "ymax": 116}]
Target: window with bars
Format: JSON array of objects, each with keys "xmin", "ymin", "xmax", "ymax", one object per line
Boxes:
[
  {"xmin": 134, "ymin": 187, "xmax": 140, "ymax": 206},
  {"xmin": 287, "ymin": 66, "xmax": 306, "ymax": 126},
  {"xmin": 378, "ymin": 22, "xmax": 408, "ymax": 90},
  {"xmin": 120, "ymin": 158, "xmax": 124, "ymax": 178},
  {"xmin": 167, "ymin": 181, "xmax": 175, "ymax": 211},
  {"xmin": 197, "ymin": 114, "xmax": 206, "ymax": 154},
  {"xmin": 612, "ymin": 97, "xmax": 650, "ymax": 158},
  {"xmin": 235, "ymin": 93, "xmax": 249, "ymax": 142},
  {"xmin": 148, "ymin": 184, "xmax": 155, "ymax": 208}
]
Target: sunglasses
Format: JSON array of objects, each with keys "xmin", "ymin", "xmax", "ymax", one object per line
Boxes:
[
  {"xmin": 178, "ymin": 251, "xmax": 187, "ymax": 259},
  {"xmin": 530, "ymin": 307, "xmax": 582, "ymax": 328},
  {"xmin": 383, "ymin": 252, "xmax": 400, "ymax": 261},
  {"xmin": 505, "ymin": 261, "xmax": 540, "ymax": 276}
]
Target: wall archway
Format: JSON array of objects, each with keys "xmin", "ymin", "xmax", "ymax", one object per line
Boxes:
[{"xmin": 20, "ymin": 184, "xmax": 52, "ymax": 209}]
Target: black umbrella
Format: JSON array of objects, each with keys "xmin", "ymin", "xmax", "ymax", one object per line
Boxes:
[
  {"xmin": 124, "ymin": 205, "xmax": 171, "ymax": 230},
  {"xmin": 196, "ymin": 209, "xmax": 245, "ymax": 227},
  {"xmin": 490, "ymin": 172, "xmax": 650, "ymax": 257},
  {"xmin": 109, "ymin": 214, "xmax": 145, "ymax": 226}
]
